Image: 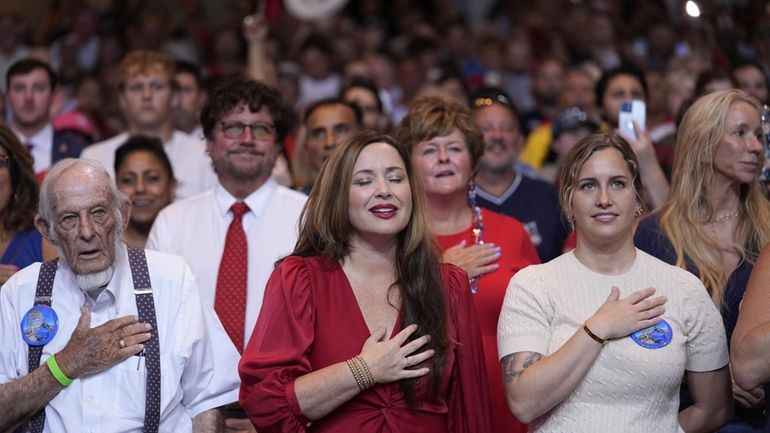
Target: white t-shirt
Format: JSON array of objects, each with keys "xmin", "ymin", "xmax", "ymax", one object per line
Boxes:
[
  {"xmin": 0, "ymin": 246, "xmax": 240, "ymax": 432},
  {"xmin": 147, "ymin": 179, "xmax": 306, "ymax": 350},
  {"xmin": 497, "ymin": 249, "xmax": 728, "ymax": 433},
  {"xmin": 80, "ymin": 130, "xmax": 217, "ymax": 200},
  {"xmin": 297, "ymin": 73, "xmax": 341, "ymax": 107}
]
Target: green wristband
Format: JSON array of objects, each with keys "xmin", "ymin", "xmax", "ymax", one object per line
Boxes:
[{"xmin": 46, "ymin": 354, "xmax": 73, "ymax": 387}]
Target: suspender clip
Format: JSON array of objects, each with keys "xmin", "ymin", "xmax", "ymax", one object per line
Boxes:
[{"xmin": 34, "ymin": 295, "xmax": 52, "ymax": 304}]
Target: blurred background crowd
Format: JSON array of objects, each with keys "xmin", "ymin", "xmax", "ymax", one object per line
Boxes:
[
  {"xmin": 3, "ymin": 1, "xmax": 770, "ymax": 431},
  {"xmin": 0, "ymin": 0, "xmax": 768, "ymax": 169}
]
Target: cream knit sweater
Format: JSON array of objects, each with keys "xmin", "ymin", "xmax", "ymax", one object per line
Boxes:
[{"xmin": 498, "ymin": 249, "xmax": 728, "ymax": 433}]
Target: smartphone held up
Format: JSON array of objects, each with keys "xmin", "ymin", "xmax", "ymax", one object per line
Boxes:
[{"xmin": 618, "ymin": 100, "xmax": 646, "ymax": 141}]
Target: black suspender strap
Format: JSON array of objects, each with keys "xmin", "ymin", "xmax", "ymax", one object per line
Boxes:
[
  {"xmin": 27, "ymin": 248, "xmax": 161, "ymax": 433},
  {"xmin": 27, "ymin": 260, "xmax": 58, "ymax": 433},
  {"xmin": 126, "ymin": 247, "xmax": 161, "ymax": 433}
]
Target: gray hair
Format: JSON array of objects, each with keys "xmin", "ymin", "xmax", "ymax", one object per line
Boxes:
[{"xmin": 38, "ymin": 159, "xmax": 130, "ymax": 243}]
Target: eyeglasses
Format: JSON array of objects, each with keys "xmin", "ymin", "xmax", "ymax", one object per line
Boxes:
[
  {"xmin": 219, "ymin": 122, "xmax": 275, "ymax": 140},
  {"xmin": 0, "ymin": 154, "xmax": 9, "ymax": 169},
  {"xmin": 473, "ymin": 94, "xmax": 514, "ymax": 110}
]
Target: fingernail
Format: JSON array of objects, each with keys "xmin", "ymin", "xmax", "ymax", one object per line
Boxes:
[{"xmin": 145, "ymin": 323, "xmax": 152, "ymax": 330}]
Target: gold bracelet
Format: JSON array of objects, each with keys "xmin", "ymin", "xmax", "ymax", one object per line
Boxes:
[
  {"xmin": 347, "ymin": 356, "xmax": 376, "ymax": 390},
  {"xmin": 355, "ymin": 356, "xmax": 376, "ymax": 389},
  {"xmin": 582, "ymin": 323, "xmax": 607, "ymax": 345},
  {"xmin": 346, "ymin": 358, "xmax": 366, "ymax": 390},
  {"xmin": 347, "ymin": 357, "xmax": 367, "ymax": 390}
]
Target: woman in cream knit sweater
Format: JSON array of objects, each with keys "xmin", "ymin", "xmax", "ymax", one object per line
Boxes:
[{"xmin": 497, "ymin": 132, "xmax": 732, "ymax": 433}]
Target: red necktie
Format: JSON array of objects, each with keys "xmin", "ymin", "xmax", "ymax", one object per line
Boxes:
[{"xmin": 215, "ymin": 202, "xmax": 249, "ymax": 352}]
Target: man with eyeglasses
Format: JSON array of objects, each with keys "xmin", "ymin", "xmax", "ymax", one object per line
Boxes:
[
  {"xmin": 81, "ymin": 50, "xmax": 216, "ymax": 199},
  {"xmin": 148, "ymin": 77, "xmax": 306, "ymax": 433}
]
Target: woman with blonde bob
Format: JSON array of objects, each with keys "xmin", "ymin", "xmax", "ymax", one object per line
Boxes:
[
  {"xmin": 239, "ymin": 131, "xmax": 491, "ymax": 432},
  {"xmin": 499, "ymin": 132, "xmax": 732, "ymax": 432},
  {"xmin": 635, "ymin": 89, "xmax": 770, "ymax": 429}
]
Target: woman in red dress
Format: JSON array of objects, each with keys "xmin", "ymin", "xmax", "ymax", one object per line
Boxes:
[
  {"xmin": 239, "ymin": 131, "xmax": 491, "ymax": 433},
  {"xmin": 395, "ymin": 96, "xmax": 540, "ymax": 433}
]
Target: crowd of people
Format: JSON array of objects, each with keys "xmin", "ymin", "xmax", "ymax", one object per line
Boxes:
[{"xmin": 2, "ymin": 0, "xmax": 770, "ymax": 432}]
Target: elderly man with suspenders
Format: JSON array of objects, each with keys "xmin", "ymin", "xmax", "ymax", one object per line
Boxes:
[{"xmin": 0, "ymin": 158, "xmax": 240, "ymax": 432}]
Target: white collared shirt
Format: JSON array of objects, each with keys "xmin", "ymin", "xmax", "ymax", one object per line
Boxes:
[
  {"xmin": 147, "ymin": 179, "xmax": 306, "ymax": 350},
  {"xmin": 0, "ymin": 246, "xmax": 241, "ymax": 432},
  {"xmin": 80, "ymin": 130, "xmax": 217, "ymax": 200},
  {"xmin": 186, "ymin": 126, "xmax": 204, "ymax": 141},
  {"xmin": 13, "ymin": 123, "xmax": 53, "ymax": 174}
]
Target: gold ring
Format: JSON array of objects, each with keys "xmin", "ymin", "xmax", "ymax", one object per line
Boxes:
[{"xmin": 119, "ymin": 339, "xmax": 127, "ymax": 349}]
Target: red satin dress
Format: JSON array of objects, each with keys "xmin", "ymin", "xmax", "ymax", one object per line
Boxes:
[{"xmin": 239, "ymin": 256, "xmax": 492, "ymax": 433}]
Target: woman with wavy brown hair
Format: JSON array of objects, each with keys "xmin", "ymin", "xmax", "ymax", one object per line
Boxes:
[
  {"xmin": 239, "ymin": 130, "xmax": 490, "ymax": 432},
  {"xmin": 0, "ymin": 125, "xmax": 56, "ymax": 284},
  {"xmin": 635, "ymin": 89, "xmax": 770, "ymax": 431}
]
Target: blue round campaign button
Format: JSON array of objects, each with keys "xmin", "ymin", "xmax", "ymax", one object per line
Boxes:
[
  {"xmin": 630, "ymin": 319, "xmax": 673, "ymax": 349},
  {"xmin": 20, "ymin": 305, "xmax": 59, "ymax": 346}
]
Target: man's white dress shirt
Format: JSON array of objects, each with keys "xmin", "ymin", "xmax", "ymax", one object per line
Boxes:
[
  {"xmin": 0, "ymin": 246, "xmax": 240, "ymax": 432},
  {"xmin": 147, "ymin": 179, "xmax": 306, "ymax": 350},
  {"xmin": 13, "ymin": 123, "xmax": 53, "ymax": 174},
  {"xmin": 80, "ymin": 130, "xmax": 217, "ymax": 199}
]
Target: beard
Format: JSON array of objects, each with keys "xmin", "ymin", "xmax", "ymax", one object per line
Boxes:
[
  {"xmin": 54, "ymin": 221, "xmax": 125, "ymax": 297},
  {"xmin": 480, "ymin": 144, "xmax": 517, "ymax": 174},
  {"xmin": 77, "ymin": 266, "xmax": 115, "ymax": 296},
  {"xmin": 212, "ymin": 151, "xmax": 276, "ymax": 181}
]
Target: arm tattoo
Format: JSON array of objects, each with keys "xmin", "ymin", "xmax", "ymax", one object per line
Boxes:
[
  {"xmin": 502, "ymin": 352, "xmax": 543, "ymax": 383},
  {"xmin": 501, "ymin": 354, "xmax": 519, "ymax": 383}
]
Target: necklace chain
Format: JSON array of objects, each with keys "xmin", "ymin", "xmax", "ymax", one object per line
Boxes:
[
  {"xmin": 468, "ymin": 184, "xmax": 484, "ymax": 294},
  {"xmin": 709, "ymin": 209, "xmax": 741, "ymax": 224}
]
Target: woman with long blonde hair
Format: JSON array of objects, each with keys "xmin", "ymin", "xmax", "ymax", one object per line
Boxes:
[{"xmin": 635, "ymin": 89, "xmax": 770, "ymax": 430}]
